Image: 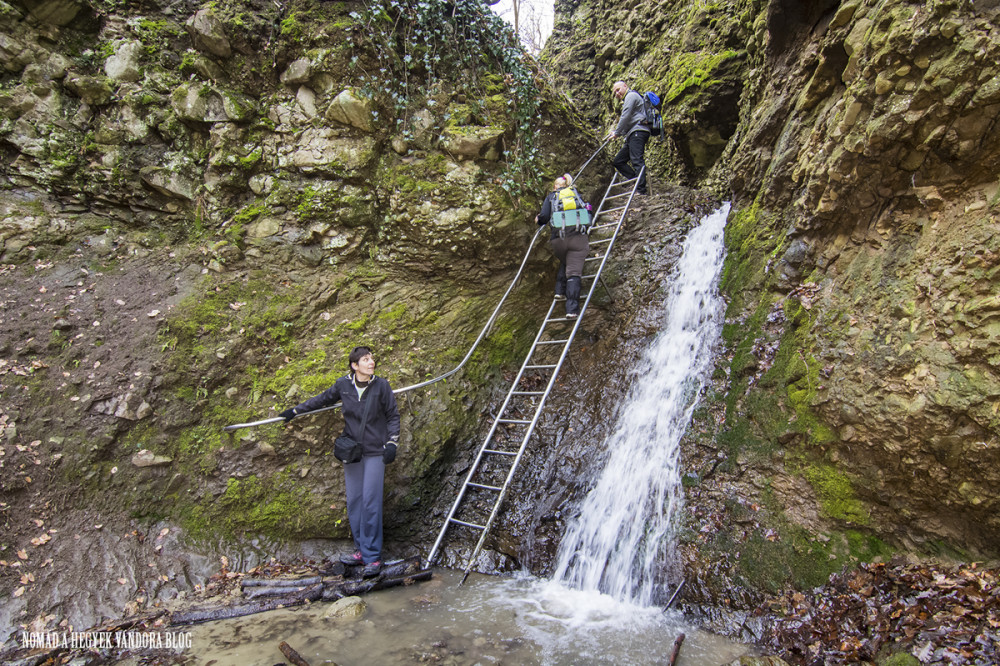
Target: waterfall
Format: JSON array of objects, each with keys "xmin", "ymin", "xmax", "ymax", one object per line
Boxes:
[{"xmin": 551, "ymin": 203, "xmax": 731, "ymax": 606}]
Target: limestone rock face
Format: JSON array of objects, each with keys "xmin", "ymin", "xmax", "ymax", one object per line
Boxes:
[
  {"xmin": 104, "ymin": 41, "xmax": 142, "ymax": 83},
  {"xmin": 280, "ymin": 58, "xmax": 313, "ymax": 86},
  {"xmin": 132, "ymin": 449, "xmax": 172, "ymax": 467},
  {"xmin": 170, "ymin": 83, "xmax": 255, "ymax": 123},
  {"xmin": 139, "ymin": 166, "xmax": 198, "ymax": 200},
  {"xmin": 324, "ymin": 89, "xmax": 373, "ymax": 132},
  {"xmin": 440, "ymin": 126, "xmax": 504, "ymax": 161},
  {"xmin": 63, "ymin": 74, "xmax": 113, "ymax": 106},
  {"xmin": 185, "ymin": 8, "xmax": 231, "ymax": 59},
  {"xmin": 20, "ymin": 0, "xmax": 82, "ymax": 26}
]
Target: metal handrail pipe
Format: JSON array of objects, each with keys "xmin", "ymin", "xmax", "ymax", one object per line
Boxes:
[{"xmin": 223, "ymin": 226, "xmax": 547, "ymax": 432}]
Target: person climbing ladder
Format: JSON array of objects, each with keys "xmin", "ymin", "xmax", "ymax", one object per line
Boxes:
[
  {"xmin": 605, "ymin": 80, "xmax": 650, "ymax": 195},
  {"xmin": 535, "ymin": 173, "xmax": 591, "ymax": 319}
]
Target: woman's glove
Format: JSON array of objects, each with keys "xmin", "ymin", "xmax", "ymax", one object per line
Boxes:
[
  {"xmin": 383, "ymin": 443, "xmax": 397, "ymax": 464},
  {"xmin": 278, "ymin": 408, "xmax": 296, "ymax": 422}
]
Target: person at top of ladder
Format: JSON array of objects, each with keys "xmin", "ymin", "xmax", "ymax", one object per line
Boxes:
[
  {"xmin": 605, "ymin": 80, "xmax": 650, "ymax": 196},
  {"xmin": 278, "ymin": 346, "xmax": 400, "ymax": 578},
  {"xmin": 535, "ymin": 173, "xmax": 591, "ymax": 319}
]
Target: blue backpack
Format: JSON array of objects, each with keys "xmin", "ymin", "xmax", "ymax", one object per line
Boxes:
[{"xmin": 642, "ymin": 91, "xmax": 663, "ymax": 138}]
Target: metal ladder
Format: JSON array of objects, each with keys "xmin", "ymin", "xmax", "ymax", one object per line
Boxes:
[{"xmin": 426, "ymin": 169, "xmax": 645, "ymax": 581}]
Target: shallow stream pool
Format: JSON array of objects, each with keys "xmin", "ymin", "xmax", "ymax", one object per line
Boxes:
[{"xmin": 185, "ymin": 568, "xmax": 753, "ymax": 665}]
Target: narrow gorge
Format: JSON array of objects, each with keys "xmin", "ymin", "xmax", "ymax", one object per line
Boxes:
[{"xmin": 1, "ymin": 0, "xmax": 998, "ymax": 663}]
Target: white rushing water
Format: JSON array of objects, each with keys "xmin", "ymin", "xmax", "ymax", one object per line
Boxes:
[{"xmin": 551, "ymin": 203, "xmax": 731, "ymax": 606}]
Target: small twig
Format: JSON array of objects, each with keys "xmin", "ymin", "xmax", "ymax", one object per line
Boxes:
[
  {"xmin": 279, "ymin": 641, "xmax": 311, "ymax": 666},
  {"xmin": 667, "ymin": 633, "xmax": 685, "ymax": 666}
]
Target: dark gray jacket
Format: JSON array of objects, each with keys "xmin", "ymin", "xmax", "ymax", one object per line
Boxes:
[
  {"xmin": 293, "ymin": 374, "xmax": 400, "ymax": 457},
  {"xmin": 615, "ymin": 90, "xmax": 651, "ymax": 137}
]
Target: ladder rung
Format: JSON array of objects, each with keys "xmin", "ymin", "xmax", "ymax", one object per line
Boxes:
[
  {"xmin": 511, "ymin": 391, "xmax": 544, "ymax": 395},
  {"xmin": 498, "ymin": 418, "xmax": 530, "ymax": 424},
  {"xmin": 590, "ymin": 238, "xmax": 612, "ymax": 245},
  {"xmin": 525, "ymin": 364, "xmax": 557, "ymax": 369},
  {"xmin": 604, "ymin": 205, "xmax": 628, "ymax": 213},
  {"xmin": 450, "ymin": 518, "xmax": 486, "ymax": 529},
  {"xmin": 605, "ymin": 192, "xmax": 632, "ymax": 200},
  {"xmin": 467, "ymin": 482, "xmax": 502, "ymax": 491},
  {"xmin": 537, "ymin": 339, "xmax": 570, "ymax": 345},
  {"xmin": 483, "ymin": 448, "xmax": 517, "ymax": 456}
]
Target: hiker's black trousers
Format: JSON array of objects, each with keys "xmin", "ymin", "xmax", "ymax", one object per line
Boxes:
[{"xmin": 613, "ymin": 130, "xmax": 650, "ymax": 194}]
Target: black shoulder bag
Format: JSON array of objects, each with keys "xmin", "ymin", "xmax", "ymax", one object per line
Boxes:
[{"xmin": 333, "ymin": 386, "xmax": 373, "ymax": 464}]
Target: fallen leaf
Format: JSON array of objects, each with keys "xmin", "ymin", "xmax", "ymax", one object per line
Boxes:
[
  {"xmin": 30, "ymin": 534, "xmax": 51, "ymax": 546},
  {"xmin": 117, "ymin": 578, "xmax": 127, "ymax": 585},
  {"xmin": 13, "ymin": 586, "xmax": 25, "ymax": 598},
  {"xmin": 16, "ymin": 550, "xmax": 27, "ymax": 560}
]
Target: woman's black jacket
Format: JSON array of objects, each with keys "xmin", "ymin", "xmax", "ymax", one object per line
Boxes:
[{"xmin": 293, "ymin": 374, "xmax": 400, "ymax": 457}]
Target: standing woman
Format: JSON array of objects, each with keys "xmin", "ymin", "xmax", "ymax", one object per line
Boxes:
[
  {"xmin": 535, "ymin": 173, "xmax": 591, "ymax": 319},
  {"xmin": 279, "ymin": 346, "xmax": 400, "ymax": 577}
]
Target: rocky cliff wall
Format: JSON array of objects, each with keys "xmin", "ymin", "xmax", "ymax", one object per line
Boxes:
[{"xmin": 541, "ymin": 0, "xmax": 1000, "ymax": 607}]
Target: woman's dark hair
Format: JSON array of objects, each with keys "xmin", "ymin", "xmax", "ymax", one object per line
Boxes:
[{"xmin": 348, "ymin": 346, "xmax": 373, "ymax": 371}]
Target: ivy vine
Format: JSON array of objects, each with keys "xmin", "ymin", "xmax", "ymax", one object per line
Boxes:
[{"xmin": 348, "ymin": 0, "xmax": 542, "ymax": 199}]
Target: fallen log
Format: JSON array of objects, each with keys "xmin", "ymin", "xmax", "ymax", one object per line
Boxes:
[
  {"xmin": 245, "ymin": 583, "xmax": 325, "ymax": 600},
  {"xmin": 170, "ymin": 557, "xmax": 432, "ymax": 625},
  {"xmin": 242, "ymin": 575, "xmax": 323, "ymax": 588},
  {"xmin": 279, "ymin": 641, "xmax": 311, "ymax": 666},
  {"xmin": 171, "ymin": 583, "xmax": 323, "ymax": 625},
  {"xmin": 323, "ymin": 569, "xmax": 433, "ymax": 601}
]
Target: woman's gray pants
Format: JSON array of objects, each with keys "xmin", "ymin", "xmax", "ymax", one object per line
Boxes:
[{"xmin": 344, "ymin": 454, "xmax": 385, "ymax": 563}]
